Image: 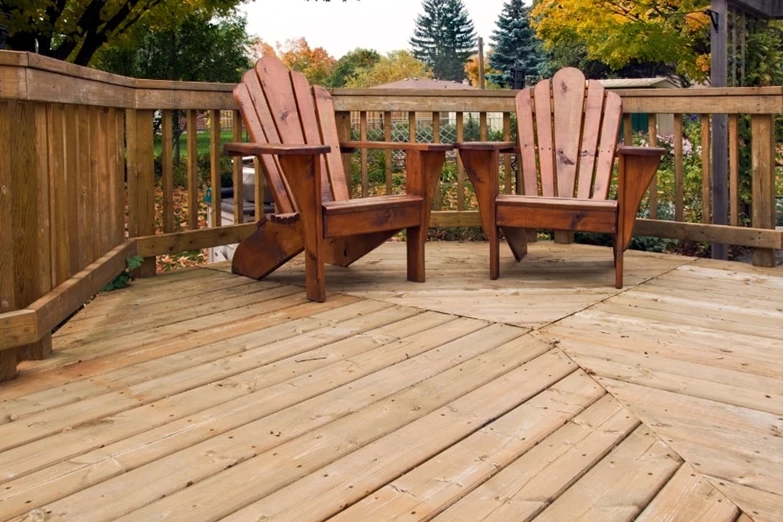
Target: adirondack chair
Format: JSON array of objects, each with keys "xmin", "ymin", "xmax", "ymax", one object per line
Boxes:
[
  {"xmin": 455, "ymin": 68, "xmax": 665, "ymax": 288},
  {"xmin": 224, "ymin": 57, "xmax": 450, "ymax": 302}
]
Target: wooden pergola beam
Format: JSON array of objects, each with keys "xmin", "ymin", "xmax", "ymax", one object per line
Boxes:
[{"xmin": 729, "ymin": 0, "xmax": 783, "ymax": 18}]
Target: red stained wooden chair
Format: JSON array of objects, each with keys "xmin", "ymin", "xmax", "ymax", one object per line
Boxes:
[
  {"xmin": 225, "ymin": 57, "xmax": 450, "ymax": 302},
  {"xmin": 455, "ymin": 68, "xmax": 665, "ymax": 288}
]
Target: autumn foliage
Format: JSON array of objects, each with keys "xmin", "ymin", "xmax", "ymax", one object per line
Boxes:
[{"xmin": 532, "ymin": 0, "xmax": 712, "ymax": 80}]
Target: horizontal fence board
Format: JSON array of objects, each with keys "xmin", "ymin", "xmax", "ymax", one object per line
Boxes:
[
  {"xmin": 635, "ymin": 219, "xmax": 783, "ymax": 249},
  {"xmin": 135, "ymin": 224, "xmax": 258, "ymax": 257}
]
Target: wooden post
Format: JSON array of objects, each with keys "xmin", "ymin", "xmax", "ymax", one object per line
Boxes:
[
  {"xmin": 711, "ymin": 0, "xmax": 729, "ymax": 259},
  {"xmin": 162, "ymin": 111, "xmax": 175, "ymax": 233},
  {"xmin": 9, "ymin": 102, "xmax": 52, "ymax": 361},
  {"xmin": 750, "ymin": 114, "xmax": 776, "ymax": 267},
  {"xmin": 209, "ymin": 109, "xmax": 222, "ymax": 228},
  {"xmin": 0, "ymin": 102, "xmax": 17, "ymax": 379},
  {"xmin": 126, "ymin": 109, "xmax": 156, "ymax": 277}
]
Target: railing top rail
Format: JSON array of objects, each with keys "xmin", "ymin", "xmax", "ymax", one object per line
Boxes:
[{"xmin": 1, "ymin": 50, "xmax": 782, "ymax": 113}]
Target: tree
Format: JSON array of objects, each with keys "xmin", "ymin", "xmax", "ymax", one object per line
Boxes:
[
  {"xmin": 96, "ymin": 13, "xmax": 251, "ymax": 165},
  {"xmin": 276, "ymin": 37, "xmax": 337, "ymax": 86},
  {"xmin": 96, "ymin": 13, "xmax": 251, "ymax": 82},
  {"xmin": 464, "ymin": 51, "xmax": 500, "ymax": 88},
  {"xmin": 1, "ymin": 0, "xmax": 240, "ymax": 66},
  {"xmin": 327, "ymin": 48, "xmax": 381, "ymax": 87},
  {"xmin": 488, "ymin": 0, "xmax": 547, "ymax": 87},
  {"xmin": 346, "ymin": 50, "xmax": 432, "ymax": 88},
  {"xmin": 532, "ymin": 0, "xmax": 711, "ymax": 81},
  {"xmin": 410, "ymin": 0, "xmax": 476, "ymax": 81}
]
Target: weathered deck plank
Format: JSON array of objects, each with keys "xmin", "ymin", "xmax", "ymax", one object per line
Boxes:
[{"xmin": 0, "ymin": 242, "xmax": 780, "ymax": 521}]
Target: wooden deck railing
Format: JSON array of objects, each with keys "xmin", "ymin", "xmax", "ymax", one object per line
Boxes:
[{"xmin": 0, "ymin": 50, "xmax": 781, "ymax": 380}]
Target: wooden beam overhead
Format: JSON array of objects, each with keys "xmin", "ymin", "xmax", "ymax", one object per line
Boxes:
[{"xmin": 730, "ymin": 0, "xmax": 783, "ymax": 18}]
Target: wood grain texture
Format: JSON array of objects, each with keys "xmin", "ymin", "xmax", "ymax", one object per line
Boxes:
[{"xmin": 553, "ymin": 68, "xmax": 586, "ymax": 198}]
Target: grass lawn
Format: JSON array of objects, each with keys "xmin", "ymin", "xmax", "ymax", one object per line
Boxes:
[{"xmin": 153, "ymin": 130, "xmax": 240, "ymax": 158}]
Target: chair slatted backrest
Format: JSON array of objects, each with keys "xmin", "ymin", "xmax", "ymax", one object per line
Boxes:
[
  {"xmin": 516, "ymin": 68, "xmax": 622, "ymax": 200},
  {"xmin": 233, "ymin": 57, "xmax": 350, "ymax": 213}
]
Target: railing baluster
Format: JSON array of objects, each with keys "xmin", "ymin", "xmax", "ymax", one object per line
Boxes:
[
  {"xmin": 254, "ymin": 157, "xmax": 264, "ymax": 221},
  {"xmin": 456, "ymin": 112, "xmax": 465, "ymax": 211},
  {"xmin": 210, "ymin": 109, "xmax": 222, "ymax": 228},
  {"xmin": 384, "ymin": 111, "xmax": 392, "ymax": 194},
  {"xmin": 701, "ymin": 114, "xmax": 711, "ymax": 224},
  {"xmin": 162, "ymin": 110, "xmax": 174, "ymax": 233},
  {"xmin": 623, "ymin": 114, "xmax": 633, "ymax": 145},
  {"xmin": 674, "ymin": 114, "xmax": 684, "ymax": 222},
  {"xmin": 647, "ymin": 113, "xmax": 658, "ymax": 219},
  {"xmin": 408, "ymin": 111, "xmax": 416, "ymax": 143},
  {"xmin": 479, "ymin": 112, "xmax": 487, "ymax": 141},
  {"xmin": 360, "ymin": 111, "xmax": 368, "ymax": 198},
  {"xmin": 728, "ymin": 113, "xmax": 739, "ymax": 226},
  {"xmin": 186, "ymin": 109, "xmax": 199, "ymax": 230},
  {"xmin": 233, "ymin": 110, "xmax": 243, "ymax": 224},
  {"xmin": 432, "ymin": 111, "xmax": 441, "ymax": 210},
  {"xmin": 503, "ymin": 112, "xmax": 512, "ymax": 194},
  {"xmin": 750, "ymin": 114, "xmax": 776, "ymax": 267}
]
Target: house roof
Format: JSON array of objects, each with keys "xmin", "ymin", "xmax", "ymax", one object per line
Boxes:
[
  {"xmin": 598, "ymin": 77, "xmax": 679, "ymax": 89},
  {"xmin": 371, "ymin": 78, "xmax": 478, "ymax": 90}
]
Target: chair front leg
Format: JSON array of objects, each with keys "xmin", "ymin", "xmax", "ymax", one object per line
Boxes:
[
  {"xmin": 458, "ymin": 149, "xmax": 500, "ymax": 279},
  {"xmin": 616, "ymin": 148, "xmax": 664, "ymax": 253},
  {"xmin": 278, "ymin": 154, "xmax": 326, "ymax": 302},
  {"xmin": 405, "ymin": 149, "xmax": 447, "ymax": 283}
]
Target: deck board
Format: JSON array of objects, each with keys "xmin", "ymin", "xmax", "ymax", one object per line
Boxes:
[{"xmin": 0, "ymin": 241, "xmax": 780, "ymax": 521}]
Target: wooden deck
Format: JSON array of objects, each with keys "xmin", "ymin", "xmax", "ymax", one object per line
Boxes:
[{"xmin": 0, "ymin": 241, "xmax": 781, "ymax": 522}]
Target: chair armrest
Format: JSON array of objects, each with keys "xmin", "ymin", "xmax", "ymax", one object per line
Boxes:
[
  {"xmin": 454, "ymin": 141, "xmax": 517, "ymax": 153},
  {"xmin": 223, "ymin": 142, "xmax": 331, "ymax": 157},
  {"xmin": 340, "ymin": 141, "xmax": 452, "ymax": 153},
  {"xmin": 617, "ymin": 145, "xmax": 666, "ymax": 157}
]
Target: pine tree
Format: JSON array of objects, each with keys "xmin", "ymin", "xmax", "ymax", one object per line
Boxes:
[
  {"xmin": 488, "ymin": 0, "xmax": 547, "ymax": 87},
  {"xmin": 410, "ymin": 0, "xmax": 477, "ymax": 82}
]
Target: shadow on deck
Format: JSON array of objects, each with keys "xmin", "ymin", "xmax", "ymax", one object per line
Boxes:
[{"xmin": 0, "ymin": 241, "xmax": 781, "ymax": 522}]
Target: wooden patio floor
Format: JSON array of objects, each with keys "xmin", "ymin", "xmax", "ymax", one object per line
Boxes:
[{"xmin": 0, "ymin": 241, "xmax": 781, "ymax": 522}]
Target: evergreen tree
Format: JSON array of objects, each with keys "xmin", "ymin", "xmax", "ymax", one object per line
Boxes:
[
  {"xmin": 488, "ymin": 0, "xmax": 546, "ymax": 87},
  {"xmin": 410, "ymin": 0, "xmax": 476, "ymax": 81}
]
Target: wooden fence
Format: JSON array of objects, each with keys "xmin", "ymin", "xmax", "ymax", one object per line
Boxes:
[{"xmin": 0, "ymin": 50, "xmax": 781, "ymax": 381}]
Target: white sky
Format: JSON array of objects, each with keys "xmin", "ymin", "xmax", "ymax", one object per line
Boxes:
[{"xmin": 240, "ymin": 0, "xmax": 515, "ymax": 58}]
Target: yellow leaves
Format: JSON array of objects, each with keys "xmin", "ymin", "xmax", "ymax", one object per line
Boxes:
[
  {"xmin": 532, "ymin": 0, "xmax": 710, "ymax": 80},
  {"xmin": 345, "ymin": 51, "xmax": 432, "ymax": 88}
]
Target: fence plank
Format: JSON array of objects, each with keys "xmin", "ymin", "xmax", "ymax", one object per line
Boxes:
[
  {"xmin": 750, "ymin": 114, "xmax": 776, "ymax": 267},
  {"xmin": 360, "ymin": 111, "xmax": 368, "ymax": 198},
  {"xmin": 456, "ymin": 112, "xmax": 465, "ymax": 211},
  {"xmin": 647, "ymin": 113, "xmax": 658, "ymax": 219},
  {"xmin": 335, "ymin": 111, "xmax": 352, "ymax": 197},
  {"xmin": 126, "ymin": 109, "xmax": 156, "ymax": 277},
  {"xmin": 254, "ymin": 158, "xmax": 264, "ymax": 221},
  {"xmin": 11, "ymin": 102, "xmax": 52, "ymax": 360},
  {"xmin": 187, "ymin": 109, "xmax": 199, "ymax": 230},
  {"xmin": 233, "ymin": 110, "xmax": 243, "ymax": 223},
  {"xmin": 88, "ymin": 107, "xmax": 102, "ymax": 259},
  {"xmin": 76, "ymin": 105, "xmax": 92, "ymax": 267},
  {"xmin": 162, "ymin": 110, "xmax": 174, "ymax": 233},
  {"xmin": 674, "ymin": 114, "xmax": 684, "ymax": 222},
  {"xmin": 384, "ymin": 111, "xmax": 392, "ymax": 194},
  {"xmin": 503, "ymin": 112, "xmax": 512, "ymax": 194},
  {"xmin": 432, "ymin": 111, "xmax": 441, "ymax": 210},
  {"xmin": 47, "ymin": 103, "xmax": 69, "ymax": 286},
  {"xmin": 729, "ymin": 113, "xmax": 739, "ymax": 226},
  {"xmin": 63, "ymin": 105, "xmax": 81, "ymax": 274},
  {"xmin": 0, "ymin": 102, "xmax": 17, "ymax": 380},
  {"xmin": 210, "ymin": 109, "xmax": 222, "ymax": 227},
  {"xmin": 701, "ymin": 114, "xmax": 711, "ymax": 224}
]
